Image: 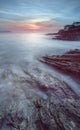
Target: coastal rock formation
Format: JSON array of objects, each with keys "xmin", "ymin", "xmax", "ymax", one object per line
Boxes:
[
  {"xmin": 40, "ymin": 49, "xmax": 80, "ymax": 79},
  {"xmin": 47, "ymin": 22, "xmax": 80, "ymax": 41},
  {"xmin": 0, "ymin": 52, "xmax": 80, "ymax": 130}
]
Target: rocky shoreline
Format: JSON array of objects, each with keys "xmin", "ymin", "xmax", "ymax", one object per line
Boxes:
[
  {"xmin": 40, "ymin": 49, "xmax": 80, "ymax": 80},
  {"xmin": 0, "ymin": 50, "xmax": 80, "ymax": 130},
  {"xmin": 47, "ymin": 22, "xmax": 80, "ymax": 41},
  {"xmin": 0, "ymin": 69, "xmax": 80, "ymax": 130}
]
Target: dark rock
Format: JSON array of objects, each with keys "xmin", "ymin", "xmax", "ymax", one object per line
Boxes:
[
  {"xmin": 47, "ymin": 22, "xmax": 80, "ymax": 41},
  {"xmin": 40, "ymin": 49, "xmax": 80, "ymax": 79},
  {"xmin": 0, "ymin": 58, "xmax": 80, "ymax": 130}
]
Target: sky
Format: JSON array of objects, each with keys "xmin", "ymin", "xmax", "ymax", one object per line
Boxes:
[{"xmin": 0, "ymin": 0, "xmax": 80, "ymax": 32}]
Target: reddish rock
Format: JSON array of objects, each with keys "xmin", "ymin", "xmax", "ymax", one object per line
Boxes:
[{"xmin": 40, "ymin": 49, "xmax": 80, "ymax": 79}]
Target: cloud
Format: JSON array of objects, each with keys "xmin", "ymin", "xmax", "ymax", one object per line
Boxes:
[
  {"xmin": 0, "ymin": 10, "xmax": 24, "ymax": 16},
  {"xmin": 0, "ymin": 0, "xmax": 80, "ymax": 32},
  {"xmin": 34, "ymin": 19, "xmax": 62, "ymax": 32}
]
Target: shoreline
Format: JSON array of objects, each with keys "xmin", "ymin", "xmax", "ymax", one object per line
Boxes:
[
  {"xmin": 40, "ymin": 49, "xmax": 80, "ymax": 80},
  {"xmin": 0, "ymin": 49, "xmax": 80, "ymax": 129}
]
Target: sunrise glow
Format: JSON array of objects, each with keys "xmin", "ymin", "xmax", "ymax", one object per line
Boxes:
[
  {"xmin": 28, "ymin": 24, "xmax": 40, "ymax": 30},
  {"xmin": 0, "ymin": 0, "xmax": 80, "ymax": 33}
]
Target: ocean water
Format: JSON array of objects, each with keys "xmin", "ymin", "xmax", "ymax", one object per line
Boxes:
[
  {"xmin": 0, "ymin": 32, "xmax": 80, "ymax": 104},
  {"xmin": 0, "ymin": 33, "xmax": 80, "ymax": 65}
]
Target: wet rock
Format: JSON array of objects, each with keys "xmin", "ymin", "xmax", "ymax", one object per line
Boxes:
[
  {"xmin": 40, "ymin": 49, "xmax": 80, "ymax": 79},
  {"xmin": 0, "ymin": 62, "xmax": 80, "ymax": 130}
]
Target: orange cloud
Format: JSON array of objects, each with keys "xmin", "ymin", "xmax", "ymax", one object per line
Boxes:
[
  {"xmin": 27, "ymin": 24, "xmax": 40, "ymax": 30},
  {"xmin": 7, "ymin": 22, "xmax": 42, "ymax": 31},
  {"xmin": 5, "ymin": 20, "xmax": 62, "ymax": 32}
]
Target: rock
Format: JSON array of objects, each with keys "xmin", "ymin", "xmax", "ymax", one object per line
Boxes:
[
  {"xmin": 0, "ymin": 62, "xmax": 80, "ymax": 130},
  {"xmin": 40, "ymin": 49, "xmax": 80, "ymax": 79},
  {"xmin": 47, "ymin": 22, "xmax": 80, "ymax": 41}
]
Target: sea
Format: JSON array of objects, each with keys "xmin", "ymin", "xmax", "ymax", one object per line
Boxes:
[
  {"xmin": 0, "ymin": 32, "xmax": 80, "ymax": 100},
  {"xmin": 0, "ymin": 33, "xmax": 80, "ymax": 64}
]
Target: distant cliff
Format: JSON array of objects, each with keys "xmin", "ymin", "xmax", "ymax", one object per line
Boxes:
[{"xmin": 47, "ymin": 22, "xmax": 80, "ymax": 41}]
